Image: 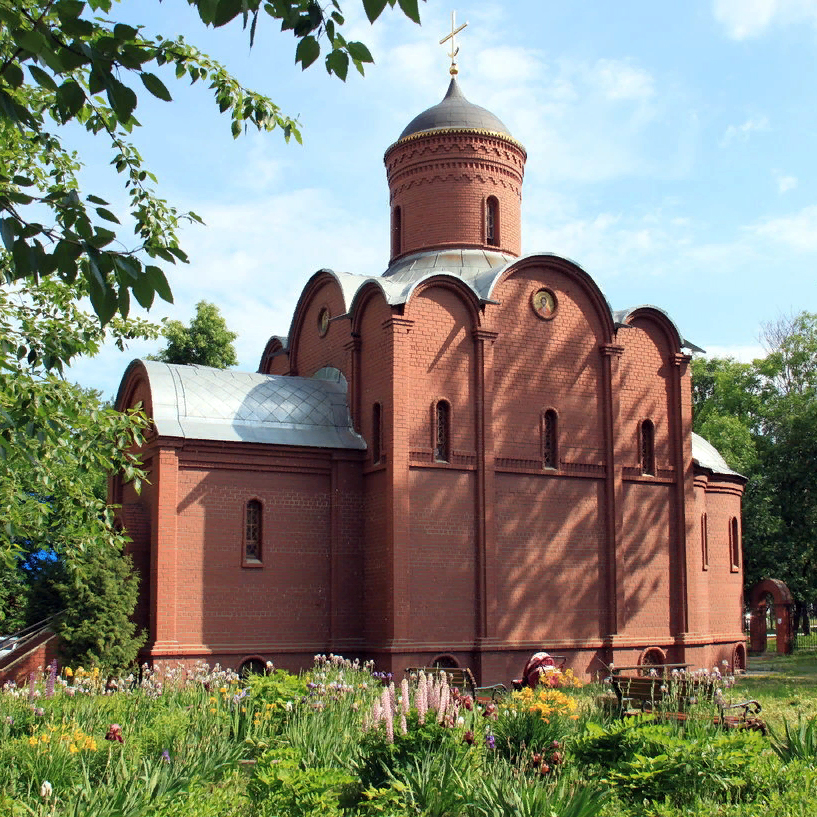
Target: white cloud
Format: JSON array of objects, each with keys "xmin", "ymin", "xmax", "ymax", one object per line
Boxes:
[
  {"xmin": 701, "ymin": 343, "xmax": 766, "ymax": 362},
  {"xmin": 719, "ymin": 116, "xmax": 770, "ymax": 147},
  {"xmin": 746, "ymin": 205, "xmax": 817, "ymax": 251},
  {"xmin": 775, "ymin": 172, "xmax": 798, "ymax": 193},
  {"xmin": 592, "ymin": 58, "xmax": 655, "ymax": 101},
  {"xmin": 714, "ymin": 0, "xmax": 817, "ymax": 39}
]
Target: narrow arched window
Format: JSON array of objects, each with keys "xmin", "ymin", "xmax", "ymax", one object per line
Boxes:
[
  {"xmin": 729, "ymin": 517, "xmax": 740, "ymax": 571},
  {"xmin": 391, "ymin": 206, "xmax": 402, "ymax": 258},
  {"xmin": 372, "ymin": 402, "xmax": 382, "ymax": 464},
  {"xmin": 542, "ymin": 409, "xmax": 558, "ymax": 469},
  {"xmin": 640, "ymin": 419, "xmax": 655, "ymax": 476},
  {"xmin": 245, "ymin": 500, "xmax": 262, "ymax": 563},
  {"xmin": 434, "ymin": 400, "xmax": 450, "ymax": 463},
  {"xmin": 486, "ymin": 196, "xmax": 499, "ymax": 246},
  {"xmin": 701, "ymin": 513, "xmax": 709, "ymax": 570}
]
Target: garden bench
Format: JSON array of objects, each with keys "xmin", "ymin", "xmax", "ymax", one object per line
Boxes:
[
  {"xmin": 608, "ymin": 674, "xmax": 764, "ymax": 730},
  {"xmin": 403, "ymin": 666, "xmax": 507, "ymax": 702}
]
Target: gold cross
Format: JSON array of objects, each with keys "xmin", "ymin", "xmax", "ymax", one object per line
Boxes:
[{"xmin": 439, "ymin": 10, "xmax": 468, "ymax": 76}]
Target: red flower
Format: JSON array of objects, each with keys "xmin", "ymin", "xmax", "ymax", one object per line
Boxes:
[{"xmin": 105, "ymin": 724, "xmax": 124, "ymax": 744}]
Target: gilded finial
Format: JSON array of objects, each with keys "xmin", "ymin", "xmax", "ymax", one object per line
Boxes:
[{"xmin": 439, "ymin": 10, "xmax": 468, "ymax": 76}]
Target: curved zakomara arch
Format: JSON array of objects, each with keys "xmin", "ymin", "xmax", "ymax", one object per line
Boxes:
[
  {"xmin": 485, "ymin": 254, "xmax": 616, "ymax": 342},
  {"xmin": 430, "ymin": 653, "xmax": 460, "ymax": 669},
  {"xmin": 238, "ymin": 654, "xmax": 268, "ymax": 676},
  {"xmin": 749, "ymin": 578, "xmax": 793, "ymax": 609},
  {"xmin": 115, "ymin": 359, "xmax": 155, "ymax": 425},
  {"xmin": 349, "ymin": 279, "xmax": 392, "ymax": 337},
  {"xmin": 616, "ymin": 306, "xmax": 685, "ymax": 355},
  {"xmin": 402, "ymin": 273, "xmax": 483, "ymax": 330},
  {"xmin": 258, "ymin": 335, "xmax": 287, "ymax": 374}
]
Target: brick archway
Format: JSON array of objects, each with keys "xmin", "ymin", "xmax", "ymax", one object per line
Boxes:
[{"xmin": 748, "ymin": 579, "xmax": 794, "ymax": 655}]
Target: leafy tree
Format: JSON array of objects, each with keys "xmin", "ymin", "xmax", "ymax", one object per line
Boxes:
[
  {"xmin": 692, "ymin": 312, "xmax": 817, "ymax": 629},
  {"xmin": 0, "ymin": 0, "xmax": 421, "ymax": 566},
  {"xmin": 151, "ymin": 300, "xmax": 238, "ymax": 368}
]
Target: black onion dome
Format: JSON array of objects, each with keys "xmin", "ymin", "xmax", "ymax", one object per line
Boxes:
[{"xmin": 398, "ymin": 77, "xmax": 512, "ymax": 140}]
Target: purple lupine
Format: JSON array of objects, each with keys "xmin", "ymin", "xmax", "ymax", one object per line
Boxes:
[
  {"xmin": 161, "ymin": 749, "xmax": 171, "ymax": 763},
  {"xmin": 45, "ymin": 660, "xmax": 57, "ymax": 699},
  {"xmin": 485, "ymin": 734, "xmax": 495, "ymax": 750}
]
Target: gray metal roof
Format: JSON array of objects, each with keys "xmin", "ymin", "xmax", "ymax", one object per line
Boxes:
[
  {"xmin": 691, "ymin": 432, "xmax": 744, "ymax": 478},
  {"xmin": 288, "ymin": 249, "xmax": 701, "ymax": 356},
  {"xmin": 613, "ymin": 306, "xmax": 705, "ymax": 354},
  {"xmin": 132, "ymin": 360, "xmax": 365, "ymax": 449},
  {"xmin": 397, "ymin": 78, "xmax": 513, "ymax": 141}
]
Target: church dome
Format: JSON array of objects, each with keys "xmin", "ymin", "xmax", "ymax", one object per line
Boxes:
[{"xmin": 398, "ymin": 78, "xmax": 512, "ymax": 141}]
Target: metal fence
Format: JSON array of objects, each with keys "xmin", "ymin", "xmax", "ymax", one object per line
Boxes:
[{"xmin": 793, "ymin": 616, "xmax": 817, "ymax": 652}]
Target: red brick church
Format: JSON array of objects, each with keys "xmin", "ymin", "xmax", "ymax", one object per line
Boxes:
[{"xmin": 115, "ymin": 69, "xmax": 747, "ymax": 683}]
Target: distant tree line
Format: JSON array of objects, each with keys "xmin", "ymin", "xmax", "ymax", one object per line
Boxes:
[{"xmin": 692, "ymin": 311, "xmax": 817, "ymax": 632}]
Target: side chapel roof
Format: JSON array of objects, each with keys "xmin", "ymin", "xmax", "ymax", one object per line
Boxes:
[
  {"xmin": 120, "ymin": 360, "xmax": 365, "ymax": 449},
  {"xmin": 691, "ymin": 432, "xmax": 744, "ymax": 479}
]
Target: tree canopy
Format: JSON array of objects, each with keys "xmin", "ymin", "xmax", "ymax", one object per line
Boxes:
[
  {"xmin": 692, "ymin": 311, "xmax": 817, "ymax": 618},
  {"xmin": 151, "ymin": 299, "xmax": 238, "ymax": 367}
]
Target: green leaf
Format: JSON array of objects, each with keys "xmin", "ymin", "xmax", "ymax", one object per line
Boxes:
[
  {"xmin": 362, "ymin": 0, "xmax": 389, "ymax": 23},
  {"xmin": 140, "ymin": 71, "xmax": 172, "ymax": 102},
  {"xmin": 131, "ymin": 270, "xmax": 155, "ymax": 309},
  {"xmin": 4, "ymin": 62, "xmax": 24, "ymax": 88},
  {"xmin": 95, "ymin": 207, "xmax": 121, "ymax": 224},
  {"xmin": 56, "ymin": 79, "xmax": 86, "ymax": 122},
  {"xmin": 113, "ymin": 23, "xmax": 139, "ymax": 40},
  {"xmin": 28, "ymin": 63, "xmax": 59, "ymax": 92},
  {"xmin": 87, "ymin": 194, "xmax": 110, "ymax": 205},
  {"xmin": 0, "ymin": 218, "xmax": 17, "ymax": 250},
  {"xmin": 88, "ymin": 275, "xmax": 118, "ymax": 325},
  {"xmin": 295, "ymin": 35, "xmax": 320, "ymax": 70},
  {"xmin": 347, "ymin": 41, "xmax": 374, "ymax": 63},
  {"xmin": 326, "ymin": 50, "xmax": 349, "ymax": 81},
  {"xmin": 397, "ymin": 0, "xmax": 421, "ymax": 24},
  {"xmin": 146, "ymin": 265, "xmax": 173, "ymax": 304},
  {"xmin": 107, "ymin": 77, "xmax": 137, "ymax": 122},
  {"xmin": 214, "ymin": 0, "xmax": 242, "ymax": 27}
]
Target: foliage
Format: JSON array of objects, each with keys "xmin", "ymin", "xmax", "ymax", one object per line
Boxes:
[
  {"xmin": 770, "ymin": 714, "xmax": 817, "ymax": 766},
  {"xmin": 150, "ymin": 300, "xmax": 238, "ymax": 368},
  {"xmin": 691, "ymin": 311, "xmax": 817, "ymax": 605},
  {"xmin": 6, "ymin": 654, "xmax": 817, "ymax": 817},
  {"xmin": 51, "ymin": 540, "xmax": 145, "ymax": 670}
]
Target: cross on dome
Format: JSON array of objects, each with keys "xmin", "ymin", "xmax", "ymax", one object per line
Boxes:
[{"xmin": 439, "ymin": 10, "xmax": 468, "ymax": 76}]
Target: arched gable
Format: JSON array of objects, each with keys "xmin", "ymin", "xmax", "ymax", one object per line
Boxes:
[
  {"xmin": 486, "ymin": 254, "xmax": 616, "ymax": 342},
  {"xmin": 258, "ymin": 335, "xmax": 289, "ymax": 375},
  {"xmin": 349, "ymin": 279, "xmax": 392, "ymax": 337},
  {"xmin": 287, "ymin": 270, "xmax": 350, "ymax": 378},
  {"xmin": 402, "ymin": 273, "xmax": 483, "ymax": 331},
  {"xmin": 115, "ymin": 360, "xmax": 155, "ymax": 429},
  {"xmin": 618, "ymin": 306, "xmax": 683, "ymax": 356}
]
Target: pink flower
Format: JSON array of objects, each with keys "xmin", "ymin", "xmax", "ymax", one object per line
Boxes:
[{"xmin": 105, "ymin": 724, "xmax": 124, "ymax": 744}]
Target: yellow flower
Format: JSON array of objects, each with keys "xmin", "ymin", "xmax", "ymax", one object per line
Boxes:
[
  {"xmin": 64, "ymin": 667, "xmax": 73, "ymax": 678},
  {"xmin": 69, "ymin": 744, "xmax": 79, "ymax": 754},
  {"xmin": 209, "ymin": 697, "xmax": 217, "ymax": 704},
  {"xmin": 84, "ymin": 738, "xmax": 97, "ymax": 750},
  {"xmin": 210, "ymin": 708, "xmax": 217, "ymax": 714},
  {"xmin": 28, "ymin": 736, "xmax": 38, "ymax": 747},
  {"xmin": 219, "ymin": 687, "xmax": 227, "ymax": 694},
  {"xmin": 91, "ymin": 668, "xmax": 100, "ymax": 679}
]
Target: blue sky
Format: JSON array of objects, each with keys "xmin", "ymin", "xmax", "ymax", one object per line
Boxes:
[{"xmin": 66, "ymin": 0, "xmax": 817, "ymax": 398}]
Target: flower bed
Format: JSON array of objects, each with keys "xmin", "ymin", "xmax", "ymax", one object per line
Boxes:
[{"xmin": 1, "ymin": 656, "xmax": 816, "ymax": 816}]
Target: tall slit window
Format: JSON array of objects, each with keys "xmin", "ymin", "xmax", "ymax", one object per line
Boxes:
[
  {"xmin": 434, "ymin": 400, "xmax": 450, "ymax": 463},
  {"xmin": 486, "ymin": 196, "xmax": 499, "ymax": 246},
  {"xmin": 542, "ymin": 409, "xmax": 558, "ymax": 469},
  {"xmin": 640, "ymin": 419, "xmax": 655, "ymax": 476},
  {"xmin": 391, "ymin": 206, "xmax": 402, "ymax": 258},
  {"xmin": 701, "ymin": 513, "xmax": 709, "ymax": 570},
  {"xmin": 372, "ymin": 402, "xmax": 382, "ymax": 464},
  {"xmin": 245, "ymin": 500, "xmax": 262, "ymax": 563},
  {"xmin": 729, "ymin": 517, "xmax": 740, "ymax": 571}
]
